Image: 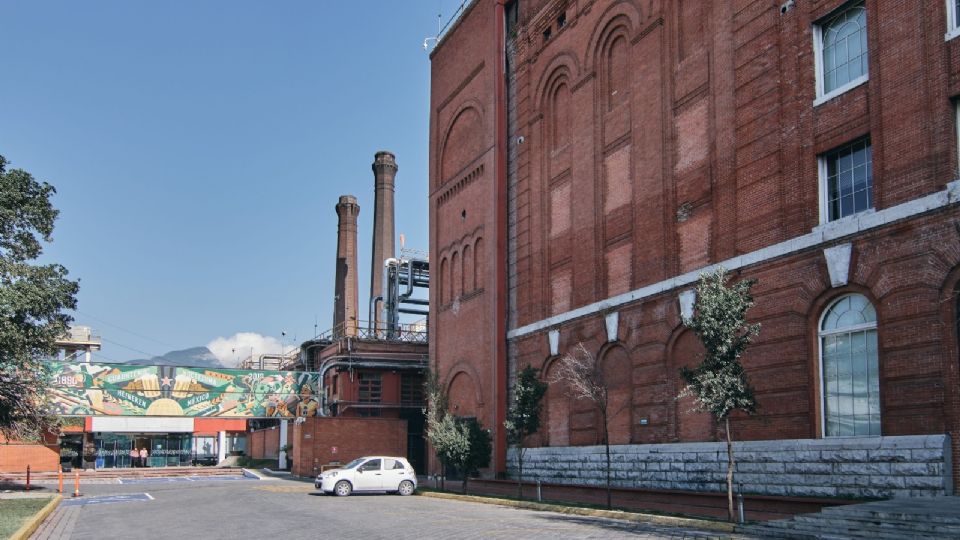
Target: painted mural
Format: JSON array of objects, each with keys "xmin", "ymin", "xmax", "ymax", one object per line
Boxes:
[{"xmin": 48, "ymin": 362, "xmax": 321, "ymax": 418}]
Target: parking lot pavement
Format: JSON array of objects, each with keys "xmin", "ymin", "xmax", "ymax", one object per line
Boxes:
[{"xmin": 32, "ymin": 477, "xmax": 749, "ymax": 540}]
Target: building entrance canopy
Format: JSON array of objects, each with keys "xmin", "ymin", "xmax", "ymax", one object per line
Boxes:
[{"xmin": 48, "ymin": 362, "xmax": 321, "ymax": 418}]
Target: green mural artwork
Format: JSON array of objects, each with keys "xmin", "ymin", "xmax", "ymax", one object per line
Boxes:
[{"xmin": 48, "ymin": 362, "xmax": 321, "ymax": 418}]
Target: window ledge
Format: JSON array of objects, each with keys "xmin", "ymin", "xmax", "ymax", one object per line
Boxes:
[
  {"xmin": 946, "ymin": 27, "xmax": 960, "ymax": 42},
  {"xmin": 814, "ymin": 208, "xmax": 876, "ymax": 232},
  {"xmin": 814, "ymin": 76, "xmax": 868, "ymax": 107}
]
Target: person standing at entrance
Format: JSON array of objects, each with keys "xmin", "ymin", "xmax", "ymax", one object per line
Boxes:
[
  {"xmin": 139, "ymin": 447, "xmax": 148, "ymax": 468},
  {"xmin": 130, "ymin": 447, "xmax": 139, "ymax": 468}
]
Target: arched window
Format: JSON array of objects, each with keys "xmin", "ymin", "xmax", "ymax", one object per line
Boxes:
[
  {"xmin": 819, "ymin": 293, "xmax": 880, "ymax": 437},
  {"xmin": 817, "ymin": 2, "xmax": 868, "ymax": 96}
]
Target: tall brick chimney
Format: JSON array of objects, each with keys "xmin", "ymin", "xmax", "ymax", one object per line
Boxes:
[
  {"xmin": 334, "ymin": 195, "xmax": 360, "ymax": 337},
  {"xmin": 370, "ymin": 151, "xmax": 397, "ymax": 329}
]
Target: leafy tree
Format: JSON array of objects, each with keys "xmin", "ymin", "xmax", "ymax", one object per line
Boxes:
[
  {"xmin": 424, "ymin": 367, "xmax": 454, "ymax": 489},
  {"xmin": 0, "ymin": 155, "xmax": 79, "ymax": 442},
  {"xmin": 680, "ymin": 267, "xmax": 759, "ymax": 522},
  {"xmin": 504, "ymin": 364, "xmax": 546, "ymax": 499},
  {"xmin": 551, "ymin": 343, "xmax": 625, "ymax": 510},
  {"xmin": 424, "ymin": 366, "xmax": 492, "ymax": 494},
  {"xmin": 450, "ymin": 416, "xmax": 491, "ymax": 494}
]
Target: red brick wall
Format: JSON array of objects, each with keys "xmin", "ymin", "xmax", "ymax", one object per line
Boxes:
[
  {"xmin": 291, "ymin": 417, "xmax": 407, "ymax": 477},
  {"xmin": 0, "ymin": 433, "xmax": 61, "ymax": 473},
  {"xmin": 431, "ymin": 0, "xmax": 960, "ymax": 489},
  {"xmin": 429, "ymin": 0, "xmax": 502, "ymax": 476},
  {"xmin": 246, "ymin": 426, "xmax": 290, "ymax": 460}
]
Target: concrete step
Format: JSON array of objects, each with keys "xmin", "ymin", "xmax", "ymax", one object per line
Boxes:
[
  {"xmin": 793, "ymin": 513, "xmax": 960, "ymax": 536},
  {"xmin": 735, "ymin": 523, "xmax": 823, "ymax": 540},
  {"xmin": 740, "ymin": 519, "xmax": 932, "ymax": 540},
  {"xmin": 754, "ymin": 518, "xmax": 902, "ymax": 539},
  {"xmin": 820, "ymin": 504, "xmax": 960, "ymax": 525}
]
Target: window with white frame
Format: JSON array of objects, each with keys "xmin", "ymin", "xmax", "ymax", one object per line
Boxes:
[
  {"xmin": 819, "ymin": 294, "xmax": 880, "ymax": 437},
  {"xmin": 819, "ymin": 137, "xmax": 873, "ymax": 223},
  {"xmin": 814, "ymin": 2, "xmax": 868, "ymax": 103},
  {"xmin": 948, "ymin": 0, "xmax": 960, "ymax": 40}
]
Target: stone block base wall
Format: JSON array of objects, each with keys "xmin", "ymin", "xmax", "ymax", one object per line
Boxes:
[{"xmin": 507, "ymin": 435, "xmax": 952, "ymax": 499}]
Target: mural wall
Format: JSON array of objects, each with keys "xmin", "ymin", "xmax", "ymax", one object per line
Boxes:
[{"xmin": 48, "ymin": 362, "xmax": 321, "ymax": 418}]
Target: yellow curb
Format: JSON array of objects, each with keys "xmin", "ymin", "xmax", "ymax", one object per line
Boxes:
[
  {"xmin": 419, "ymin": 491, "xmax": 736, "ymax": 533},
  {"xmin": 10, "ymin": 495, "xmax": 62, "ymax": 540}
]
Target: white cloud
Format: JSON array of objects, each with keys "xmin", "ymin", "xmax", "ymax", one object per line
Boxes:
[{"xmin": 207, "ymin": 332, "xmax": 284, "ymax": 367}]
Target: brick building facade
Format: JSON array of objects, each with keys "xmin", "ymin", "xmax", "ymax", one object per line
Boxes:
[{"xmin": 429, "ymin": 0, "xmax": 960, "ymax": 497}]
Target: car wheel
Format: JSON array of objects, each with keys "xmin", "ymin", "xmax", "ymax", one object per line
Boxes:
[
  {"xmin": 397, "ymin": 480, "xmax": 414, "ymax": 496},
  {"xmin": 334, "ymin": 480, "xmax": 352, "ymax": 497}
]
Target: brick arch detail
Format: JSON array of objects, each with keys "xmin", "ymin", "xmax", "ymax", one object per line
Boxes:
[
  {"xmin": 444, "ymin": 361, "xmax": 485, "ymax": 414},
  {"xmin": 541, "ymin": 354, "xmax": 570, "ymax": 446},
  {"xmin": 533, "ymin": 54, "xmax": 581, "ymax": 114},
  {"xmin": 582, "ymin": 1, "xmax": 643, "ymax": 74},
  {"xmin": 665, "ymin": 323, "xmax": 714, "ymax": 442},
  {"xmin": 597, "ymin": 342, "xmax": 633, "ymax": 444},
  {"xmin": 438, "ymin": 100, "xmax": 485, "ymax": 184},
  {"xmin": 938, "ymin": 264, "xmax": 960, "ymax": 492}
]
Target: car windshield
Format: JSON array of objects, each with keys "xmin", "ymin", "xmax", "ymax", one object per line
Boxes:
[{"xmin": 343, "ymin": 458, "xmax": 365, "ymax": 470}]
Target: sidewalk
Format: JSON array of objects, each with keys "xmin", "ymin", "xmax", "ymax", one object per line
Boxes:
[{"xmin": 28, "ymin": 505, "xmax": 79, "ymax": 540}]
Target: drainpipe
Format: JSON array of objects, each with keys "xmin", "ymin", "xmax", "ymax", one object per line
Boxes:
[{"xmin": 493, "ymin": 0, "xmax": 509, "ymax": 476}]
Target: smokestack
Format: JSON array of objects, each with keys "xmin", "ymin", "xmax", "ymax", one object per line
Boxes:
[
  {"xmin": 370, "ymin": 151, "xmax": 397, "ymax": 329},
  {"xmin": 334, "ymin": 195, "xmax": 360, "ymax": 337}
]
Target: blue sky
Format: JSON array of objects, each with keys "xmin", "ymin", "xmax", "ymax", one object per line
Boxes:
[{"xmin": 1, "ymin": 1, "xmax": 463, "ymax": 364}]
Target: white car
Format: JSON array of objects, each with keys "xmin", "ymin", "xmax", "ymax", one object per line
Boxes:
[{"xmin": 316, "ymin": 456, "xmax": 417, "ymax": 496}]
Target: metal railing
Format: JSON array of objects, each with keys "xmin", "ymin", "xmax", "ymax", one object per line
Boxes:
[{"xmin": 315, "ymin": 320, "xmax": 427, "ymax": 344}]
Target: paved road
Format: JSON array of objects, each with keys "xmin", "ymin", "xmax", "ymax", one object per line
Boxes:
[{"xmin": 31, "ymin": 477, "xmax": 745, "ymax": 539}]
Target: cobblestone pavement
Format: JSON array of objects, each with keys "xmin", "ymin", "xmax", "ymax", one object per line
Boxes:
[{"xmin": 29, "ymin": 477, "xmax": 752, "ymax": 540}]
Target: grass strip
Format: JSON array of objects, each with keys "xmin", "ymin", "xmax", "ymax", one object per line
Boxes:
[{"xmin": 0, "ymin": 496, "xmax": 59, "ymax": 540}]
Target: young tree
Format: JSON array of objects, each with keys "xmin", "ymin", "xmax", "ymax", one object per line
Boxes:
[
  {"xmin": 504, "ymin": 364, "xmax": 547, "ymax": 499},
  {"xmin": 551, "ymin": 343, "xmax": 624, "ymax": 510},
  {"xmin": 424, "ymin": 367, "xmax": 458, "ymax": 490},
  {"xmin": 679, "ymin": 267, "xmax": 759, "ymax": 522},
  {"xmin": 0, "ymin": 155, "xmax": 79, "ymax": 442},
  {"xmin": 450, "ymin": 416, "xmax": 491, "ymax": 495},
  {"xmin": 424, "ymin": 366, "xmax": 492, "ymax": 494}
]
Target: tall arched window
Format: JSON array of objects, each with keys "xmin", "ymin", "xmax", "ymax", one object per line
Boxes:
[{"xmin": 819, "ymin": 293, "xmax": 880, "ymax": 437}]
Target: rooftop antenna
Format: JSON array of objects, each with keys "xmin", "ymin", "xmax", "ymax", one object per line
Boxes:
[{"xmin": 423, "ymin": 4, "xmax": 442, "ymax": 51}]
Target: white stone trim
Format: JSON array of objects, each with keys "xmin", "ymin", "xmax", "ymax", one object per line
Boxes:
[
  {"xmin": 548, "ymin": 329, "xmax": 560, "ymax": 356},
  {"xmin": 508, "ymin": 180, "xmax": 960, "ymax": 340},
  {"xmin": 604, "ymin": 312, "xmax": 619, "ymax": 342},
  {"xmin": 678, "ymin": 290, "xmax": 696, "ymax": 321},
  {"xmin": 823, "ymin": 243, "xmax": 852, "ymax": 287}
]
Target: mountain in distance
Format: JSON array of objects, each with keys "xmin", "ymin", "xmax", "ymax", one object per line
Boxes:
[{"xmin": 127, "ymin": 346, "xmax": 225, "ymax": 369}]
